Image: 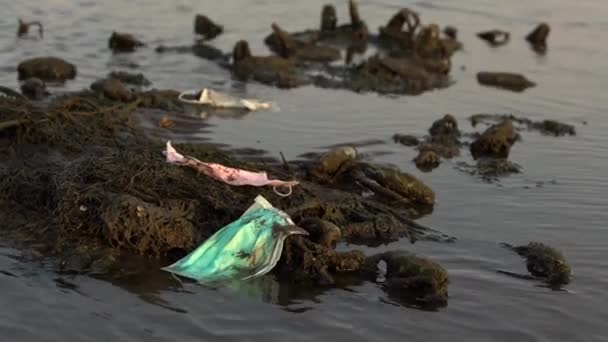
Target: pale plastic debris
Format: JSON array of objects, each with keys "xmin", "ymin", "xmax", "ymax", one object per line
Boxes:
[
  {"xmin": 163, "ymin": 141, "xmax": 298, "ymax": 196},
  {"xmin": 177, "ymin": 88, "xmax": 276, "ymax": 111}
]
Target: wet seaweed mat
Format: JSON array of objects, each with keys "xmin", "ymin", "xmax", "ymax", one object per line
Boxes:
[{"xmin": 0, "ymin": 94, "xmax": 460, "ymax": 309}]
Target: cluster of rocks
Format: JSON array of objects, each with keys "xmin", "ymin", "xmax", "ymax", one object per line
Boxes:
[{"xmin": 13, "ymin": 1, "xmax": 550, "ymax": 100}]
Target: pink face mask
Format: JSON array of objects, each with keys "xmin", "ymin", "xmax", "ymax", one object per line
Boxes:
[{"xmin": 164, "ymin": 141, "xmax": 299, "ymax": 197}]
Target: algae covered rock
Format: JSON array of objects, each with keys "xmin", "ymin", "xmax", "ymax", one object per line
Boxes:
[
  {"xmin": 365, "ymin": 251, "xmax": 449, "ymax": 307},
  {"xmin": 298, "ymin": 217, "xmax": 342, "ymax": 249},
  {"xmin": 349, "ymin": 56, "xmax": 434, "ymax": 95},
  {"xmin": 392, "ymin": 134, "xmax": 419, "ymax": 146},
  {"xmin": 312, "ymin": 145, "xmax": 358, "ymax": 180},
  {"xmin": 90, "ymin": 78, "xmax": 134, "ymax": 102},
  {"xmin": 512, "ymin": 242, "xmax": 572, "ymax": 286},
  {"xmin": 17, "ymin": 57, "xmax": 77, "ymax": 82},
  {"xmin": 107, "ymin": 71, "xmax": 151, "ymax": 87},
  {"xmin": 108, "ymin": 32, "xmax": 145, "ymax": 52},
  {"xmin": 231, "ymin": 40, "xmax": 304, "ymax": 88},
  {"xmin": 414, "ymin": 148, "xmax": 440, "ymax": 172},
  {"xmin": 276, "ymin": 236, "xmax": 365, "ymax": 285},
  {"xmin": 194, "ymin": 14, "xmax": 223, "ymax": 40},
  {"xmin": 370, "ymin": 166, "xmax": 435, "ymax": 206},
  {"xmin": 470, "ymin": 119, "xmax": 519, "ymax": 160},
  {"xmin": 266, "ymin": 23, "xmax": 341, "ymax": 63},
  {"xmin": 477, "ymin": 72, "xmax": 536, "ymax": 92}
]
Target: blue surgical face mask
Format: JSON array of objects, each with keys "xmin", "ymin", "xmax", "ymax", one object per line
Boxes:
[{"xmin": 161, "ymin": 195, "xmax": 307, "ymax": 283}]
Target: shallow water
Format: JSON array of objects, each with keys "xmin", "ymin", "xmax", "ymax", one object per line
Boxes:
[{"xmin": 2, "ymin": 0, "xmax": 608, "ymax": 341}]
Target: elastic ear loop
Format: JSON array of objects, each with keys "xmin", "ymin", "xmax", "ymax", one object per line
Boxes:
[{"xmin": 273, "ymin": 184, "xmax": 293, "ymax": 197}]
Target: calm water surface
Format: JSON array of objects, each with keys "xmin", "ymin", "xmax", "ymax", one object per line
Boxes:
[{"xmin": 2, "ymin": 0, "xmax": 608, "ymax": 341}]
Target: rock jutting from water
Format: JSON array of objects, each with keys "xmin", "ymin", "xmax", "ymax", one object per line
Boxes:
[
  {"xmin": 231, "ymin": 40, "xmax": 305, "ymax": 88},
  {"xmin": 501, "ymin": 242, "xmax": 571, "ymax": 287},
  {"xmin": 108, "ymin": 32, "xmax": 145, "ymax": 53},
  {"xmin": 470, "ymin": 119, "xmax": 519, "ymax": 160},
  {"xmin": 477, "ymin": 72, "xmax": 536, "ymax": 92},
  {"xmin": 194, "ymin": 14, "xmax": 223, "ymax": 40},
  {"xmin": 526, "ymin": 23, "xmax": 550, "ymax": 53},
  {"xmin": 17, "ymin": 57, "xmax": 77, "ymax": 82},
  {"xmin": 477, "ymin": 29, "xmax": 510, "ymax": 46}
]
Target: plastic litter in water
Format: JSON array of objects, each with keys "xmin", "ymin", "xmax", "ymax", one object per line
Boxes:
[
  {"xmin": 161, "ymin": 195, "xmax": 308, "ymax": 283},
  {"xmin": 177, "ymin": 88, "xmax": 277, "ymax": 111},
  {"xmin": 164, "ymin": 141, "xmax": 298, "ymax": 196}
]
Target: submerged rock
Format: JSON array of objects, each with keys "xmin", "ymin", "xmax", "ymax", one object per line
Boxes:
[
  {"xmin": 475, "ymin": 158, "xmax": 522, "ymax": 177},
  {"xmin": 477, "ymin": 29, "xmax": 510, "ymax": 46},
  {"xmin": 470, "ymin": 119, "xmax": 519, "ymax": 160},
  {"xmin": 266, "ymin": 23, "xmax": 341, "ymax": 63},
  {"xmin": 531, "ymin": 119, "xmax": 575, "ymax": 136},
  {"xmin": 155, "ymin": 42, "xmax": 227, "ymax": 61},
  {"xmin": 20, "ymin": 78, "xmax": 48, "ymax": 100},
  {"xmin": 276, "ymin": 236, "xmax": 365, "ymax": 285},
  {"xmin": 231, "ymin": 40, "xmax": 304, "ymax": 88},
  {"xmin": 194, "ymin": 14, "xmax": 223, "ymax": 40},
  {"xmin": 365, "ymin": 251, "xmax": 449, "ymax": 308},
  {"xmin": 393, "ymin": 134, "xmax": 419, "ymax": 146},
  {"xmin": 506, "ymin": 242, "xmax": 571, "ymax": 286},
  {"xmin": 420, "ymin": 114, "xmax": 462, "ymax": 159},
  {"xmin": 90, "ymin": 78, "xmax": 134, "ymax": 102},
  {"xmin": 348, "ymin": 55, "xmax": 435, "ymax": 95},
  {"xmin": 470, "ymin": 113, "xmax": 576, "ymax": 137},
  {"xmin": 477, "ymin": 72, "xmax": 536, "ymax": 92},
  {"xmin": 414, "ymin": 148, "xmax": 440, "ymax": 172},
  {"xmin": 107, "ymin": 71, "xmax": 151, "ymax": 87},
  {"xmin": 17, "ymin": 57, "xmax": 77, "ymax": 82},
  {"xmin": 108, "ymin": 32, "xmax": 145, "ymax": 52}
]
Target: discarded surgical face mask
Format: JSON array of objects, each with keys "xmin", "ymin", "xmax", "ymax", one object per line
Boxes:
[
  {"xmin": 178, "ymin": 88, "xmax": 277, "ymax": 111},
  {"xmin": 164, "ymin": 141, "xmax": 299, "ymax": 197},
  {"xmin": 161, "ymin": 195, "xmax": 308, "ymax": 283}
]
